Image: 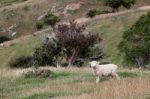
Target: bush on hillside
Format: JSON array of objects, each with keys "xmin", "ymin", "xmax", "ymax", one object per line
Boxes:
[
  {"xmin": 118, "ymin": 11, "xmax": 150, "ymax": 68},
  {"xmin": 101, "ymin": 0, "xmax": 135, "ymax": 12},
  {"xmin": 44, "ymin": 13, "xmax": 60, "ymax": 26},
  {"xmin": 87, "ymin": 9, "xmax": 111, "ymax": 17},
  {"xmin": 36, "ymin": 21, "xmax": 44, "ymax": 30},
  {"xmin": 87, "ymin": 9, "xmax": 97, "ymax": 17},
  {"xmin": 0, "ymin": 36, "xmax": 11, "ymax": 43},
  {"xmin": 33, "ymin": 41, "xmax": 62, "ymax": 67},
  {"xmin": 9, "ymin": 56, "xmax": 33, "ymax": 68}
]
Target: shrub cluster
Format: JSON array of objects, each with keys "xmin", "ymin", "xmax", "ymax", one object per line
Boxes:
[
  {"xmin": 35, "ymin": 13, "xmax": 60, "ymax": 30},
  {"xmin": 9, "ymin": 56, "xmax": 33, "ymax": 68},
  {"xmin": 87, "ymin": 9, "xmax": 111, "ymax": 17},
  {"xmin": 36, "ymin": 21, "xmax": 44, "ymax": 30},
  {"xmin": 0, "ymin": 36, "xmax": 11, "ymax": 43},
  {"xmin": 44, "ymin": 13, "xmax": 60, "ymax": 26}
]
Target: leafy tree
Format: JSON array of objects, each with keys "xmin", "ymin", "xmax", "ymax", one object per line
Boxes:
[
  {"xmin": 33, "ymin": 38, "xmax": 62, "ymax": 67},
  {"xmin": 101, "ymin": 0, "xmax": 135, "ymax": 12},
  {"xmin": 53, "ymin": 21, "xmax": 102, "ymax": 67},
  {"xmin": 118, "ymin": 12, "xmax": 150, "ymax": 68}
]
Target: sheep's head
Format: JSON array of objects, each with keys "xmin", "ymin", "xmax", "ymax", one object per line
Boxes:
[{"xmin": 89, "ymin": 61, "xmax": 99, "ymax": 67}]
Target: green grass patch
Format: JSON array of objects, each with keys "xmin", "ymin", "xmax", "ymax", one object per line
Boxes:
[
  {"xmin": 0, "ymin": 77, "xmax": 48, "ymax": 98},
  {"xmin": 118, "ymin": 71, "xmax": 139, "ymax": 78},
  {"xmin": 51, "ymin": 70, "xmax": 75, "ymax": 79}
]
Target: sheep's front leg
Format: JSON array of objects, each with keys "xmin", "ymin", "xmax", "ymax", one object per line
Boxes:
[{"xmin": 96, "ymin": 76, "xmax": 100, "ymax": 83}]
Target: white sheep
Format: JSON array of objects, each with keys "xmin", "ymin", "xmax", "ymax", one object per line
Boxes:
[{"xmin": 89, "ymin": 61, "xmax": 120, "ymax": 83}]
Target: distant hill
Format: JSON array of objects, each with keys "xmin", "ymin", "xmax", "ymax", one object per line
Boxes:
[{"xmin": 0, "ymin": 0, "xmax": 150, "ymax": 37}]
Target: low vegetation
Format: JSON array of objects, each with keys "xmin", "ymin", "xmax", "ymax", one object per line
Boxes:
[
  {"xmin": 24, "ymin": 69, "xmax": 52, "ymax": 78},
  {"xmin": 87, "ymin": 9, "xmax": 111, "ymax": 17},
  {"xmin": 9, "ymin": 56, "xmax": 33, "ymax": 68},
  {"xmin": 35, "ymin": 21, "xmax": 44, "ymax": 30},
  {"xmin": 0, "ymin": 36, "xmax": 11, "ymax": 43},
  {"xmin": 101, "ymin": 0, "xmax": 136, "ymax": 12},
  {"xmin": 44, "ymin": 13, "xmax": 60, "ymax": 26}
]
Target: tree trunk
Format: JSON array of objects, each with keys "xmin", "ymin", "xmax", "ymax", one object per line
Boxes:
[
  {"xmin": 56, "ymin": 58, "xmax": 61, "ymax": 69},
  {"xmin": 135, "ymin": 56, "xmax": 144, "ymax": 69},
  {"xmin": 67, "ymin": 48, "xmax": 78, "ymax": 67}
]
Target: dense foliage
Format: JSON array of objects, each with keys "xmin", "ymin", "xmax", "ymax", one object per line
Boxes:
[
  {"xmin": 0, "ymin": 36, "xmax": 11, "ymax": 43},
  {"xmin": 53, "ymin": 21, "xmax": 102, "ymax": 67},
  {"xmin": 87, "ymin": 9, "xmax": 97, "ymax": 17},
  {"xmin": 44, "ymin": 13, "xmax": 60, "ymax": 26},
  {"xmin": 101, "ymin": 0, "xmax": 135, "ymax": 12},
  {"xmin": 33, "ymin": 40, "xmax": 62, "ymax": 67},
  {"xmin": 36, "ymin": 21, "xmax": 44, "ymax": 30},
  {"xmin": 9, "ymin": 56, "xmax": 33, "ymax": 68},
  {"xmin": 118, "ymin": 12, "xmax": 150, "ymax": 67}
]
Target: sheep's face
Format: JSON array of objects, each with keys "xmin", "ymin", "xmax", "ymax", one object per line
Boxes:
[{"xmin": 89, "ymin": 61, "xmax": 99, "ymax": 67}]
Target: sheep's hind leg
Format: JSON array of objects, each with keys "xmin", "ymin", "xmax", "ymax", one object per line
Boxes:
[{"xmin": 114, "ymin": 73, "xmax": 120, "ymax": 81}]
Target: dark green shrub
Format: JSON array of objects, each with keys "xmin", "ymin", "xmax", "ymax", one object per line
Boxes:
[
  {"xmin": 36, "ymin": 21, "xmax": 44, "ymax": 30},
  {"xmin": 9, "ymin": 56, "xmax": 33, "ymax": 68},
  {"xmin": 118, "ymin": 71, "xmax": 139, "ymax": 78},
  {"xmin": 101, "ymin": 0, "xmax": 135, "ymax": 12},
  {"xmin": 87, "ymin": 9, "xmax": 111, "ymax": 17},
  {"xmin": 122, "ymin": 0, "xmax": 135, "ymax": 9},
  {"xmin": 33, "ymin": 41, "xmax": 62, "ymax": 67},
  {"xmin": 96, "ymin": 10, "xmax": 111, "ymax": 15},
  {"xmin": 118, "ymin": 11, "xmax": 150, "ymax": 67},
  {"xmin": 0, "ymin": 36, "xmax": 11, "ymax": 43},
  {"xmin": 87, "ymin": 9, "xmax": 97, "ymax": 17},
  {"xmin": 44, "ymin": 13, "xmax": 60, "ymax": 26}
]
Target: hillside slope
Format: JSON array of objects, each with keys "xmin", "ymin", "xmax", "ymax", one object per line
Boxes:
[
  {"xmin": 0, "ymin": 7, "xmax": 149, "ymax": 68},
  {"xmin": 0, "ymin": 0, "xmax": 150, "ymax": 37}
]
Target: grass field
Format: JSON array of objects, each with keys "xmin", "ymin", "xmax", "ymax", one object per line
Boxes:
[{"xmin": 0, "ymin": 67, "xmax": 150, "ymax": 99}]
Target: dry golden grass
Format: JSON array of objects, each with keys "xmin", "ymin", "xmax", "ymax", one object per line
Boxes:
[{"xmin": 1, "ymin": 67, "xmax": 150, "ymax": 99}]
